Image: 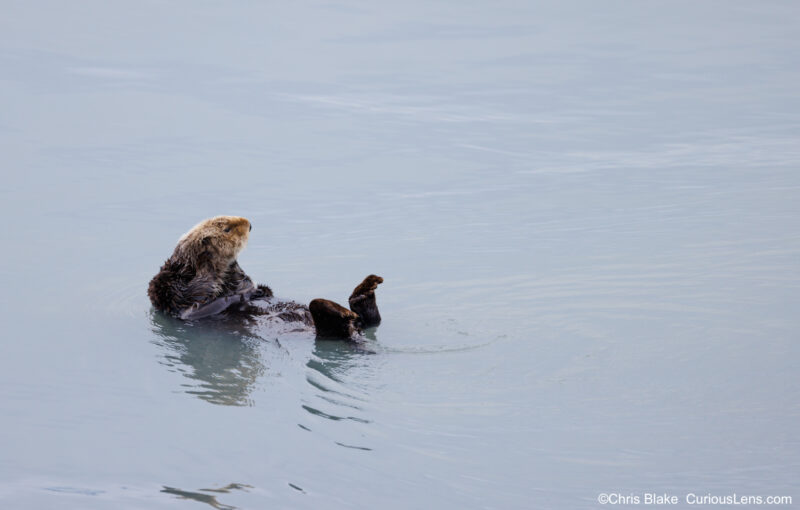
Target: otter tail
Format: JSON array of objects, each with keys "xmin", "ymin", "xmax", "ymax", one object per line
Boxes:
[{"xmin": 309, "ymin": 275, "xmax": 383, "ymax": 339}]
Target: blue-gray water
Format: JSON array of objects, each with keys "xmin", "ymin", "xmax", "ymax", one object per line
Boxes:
[{"xmin": 1, "ymin": 2, "xmax": 799, "ymax": 508}]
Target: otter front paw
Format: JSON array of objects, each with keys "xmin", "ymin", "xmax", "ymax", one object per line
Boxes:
[{"xmin": 251, "ymin": 284, "xmax": 273, "ymax": 300}]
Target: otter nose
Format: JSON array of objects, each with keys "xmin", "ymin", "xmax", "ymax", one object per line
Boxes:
[{"xmin": 249, "ymin": 223, "xmax": 252, "ymax": 232}]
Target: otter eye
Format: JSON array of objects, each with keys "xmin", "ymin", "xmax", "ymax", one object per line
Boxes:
[{"xmin": 223, "ymin": 226, "xmax": 232, "ymax": 233}]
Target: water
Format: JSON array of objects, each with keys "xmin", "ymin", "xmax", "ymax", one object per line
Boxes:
[{"xmin": 1, "ymin": 1, "xmax": 799, "ymax": 508}]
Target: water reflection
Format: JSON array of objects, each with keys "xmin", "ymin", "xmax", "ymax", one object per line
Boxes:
[
  {"xmin": 301, "ymin": 336, "xmax": 379, "ymax": 451},
  {"xmin": 149, "ymin": 312, "xmax": 269, "ymax": 407},
  {"xmin": 161, "ymin": 483, "xmax": 252, "ymax": 510}
]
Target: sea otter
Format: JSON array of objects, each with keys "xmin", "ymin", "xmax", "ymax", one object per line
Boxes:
[{"xmin": 147, "ymin": 216, "xmax": 382, "ymax": 339}]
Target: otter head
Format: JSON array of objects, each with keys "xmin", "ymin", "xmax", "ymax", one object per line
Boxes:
[{"xmin": 174, "ymin": 216, "xmax": 252, "ymax": 271}]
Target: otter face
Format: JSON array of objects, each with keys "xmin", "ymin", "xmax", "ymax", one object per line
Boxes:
[
  {"xmin": 205, "ymin": 216, "xmax": 251, "ymax": 260},
  {"xmin": 176, "ymin": 215, "xmax": 252, "ymax": 267}
]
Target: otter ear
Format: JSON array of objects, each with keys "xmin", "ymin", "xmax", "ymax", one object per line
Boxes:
[{"xmin": 201, "ymin": 236, "xmax": 211, "ymax": 246}]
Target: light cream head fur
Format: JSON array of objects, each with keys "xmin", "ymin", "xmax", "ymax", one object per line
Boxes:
[{"xmin": 173, "ymin": 216, "xmax": 251, "ymax": 270}]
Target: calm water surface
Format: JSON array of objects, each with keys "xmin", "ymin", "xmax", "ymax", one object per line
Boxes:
[{"xmin": 1, "ymin": 1, "xmax": 799, "ymax": 508}]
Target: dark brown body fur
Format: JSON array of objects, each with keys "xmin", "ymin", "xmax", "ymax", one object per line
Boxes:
[{"xmin": 148, "ymin": 260, "xmax": 261, "ymax": 317}]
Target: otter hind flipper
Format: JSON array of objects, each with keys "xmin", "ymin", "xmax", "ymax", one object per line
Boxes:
[
  {"xmin": 309, "ymin": 299, "xmax": 360, "ymax": 339},
  {"xmin": 348, "ymin": 274, "xmax": 383, "ymax": 327},
  {"xmin": 179, "ymin": 294, "xmax": 243, "ymax": 320},
  {"xmin": 179, "ymin": 283, "xmax": 261, "ymax": 320}
]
